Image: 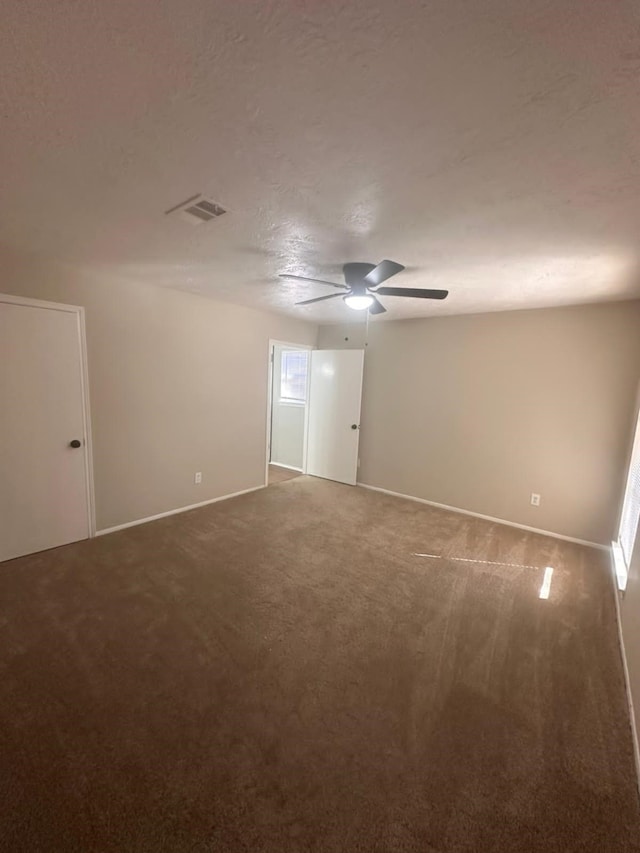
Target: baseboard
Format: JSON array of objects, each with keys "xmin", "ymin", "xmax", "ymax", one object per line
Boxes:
[
  {"xmin": 269, "ymin": 462, "xmax": 303, "ymax": 472},
  {"xmin": 608, "ymin": 549, "xmax": 640, "ymax": 800},
  {"xmin": 357, "ymin": 483, "xmax": 607, "ymax": 550},
  {"xmin": 96, "ymin": 485, "xmax": 265, "ymax": 536}
]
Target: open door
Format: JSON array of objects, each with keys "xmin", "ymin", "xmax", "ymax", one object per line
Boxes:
[{"xmin": 306, "ymin": 349, "xmax": 365, "ymax": 486}]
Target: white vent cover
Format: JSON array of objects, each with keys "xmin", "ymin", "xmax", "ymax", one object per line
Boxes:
[{"xmin": 165, "ymin": 194, "xmax": 227, "ymax": 225}]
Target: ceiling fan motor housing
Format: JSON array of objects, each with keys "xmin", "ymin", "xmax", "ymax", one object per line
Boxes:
[{"xmin": 343, "ymin": 262, "xmax": 376, "ymax": 292}]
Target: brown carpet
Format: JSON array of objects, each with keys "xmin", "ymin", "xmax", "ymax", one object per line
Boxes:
[
  {"xmin": 268, "ymin": 464, "xmax": 302, "ymax": 484},
  {"xmin": 1, "ymin": 477, "xmax": 638, "ymax": 852}
]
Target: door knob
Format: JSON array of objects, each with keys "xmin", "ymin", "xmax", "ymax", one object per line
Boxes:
[
  {"xmin": 351, "ymin": 424, "xmax": 358, "ymax": 430},
  {"xmin": 69, "ymin": 439, "xmax": 82, "ymax": 448}
]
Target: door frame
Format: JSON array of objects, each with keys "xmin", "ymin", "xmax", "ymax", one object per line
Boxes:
[
  {"xmin": 265, "ymin": 339, "xmax": 313, "ymax": 486},
  {"xmin": 0, "ymin": 292, "xmax": 96, "ymax": 539}
]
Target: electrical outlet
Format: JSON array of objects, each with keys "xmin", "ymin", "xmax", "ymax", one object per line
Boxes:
[
  {"xmin": 530, "ymin": 493, "xmax": 541, "ymax": 507},
  {"xmin": 195, "ymin": 472, "xmax": 202, "ymax": 484}
]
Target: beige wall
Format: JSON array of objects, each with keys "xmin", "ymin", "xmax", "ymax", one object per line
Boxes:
[
  {"xmin": 1, "ymin": 248, "xmax": 317, "ymax": 530},
  {"xmin": 319, "ymin": 301, "xmax": 640, "ymax": 544}
]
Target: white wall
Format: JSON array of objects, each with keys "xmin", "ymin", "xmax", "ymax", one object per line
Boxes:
[
  {"xmin": 271, "ymin": 404, "xmax": 306, "ymax": 469},
  {"xmin": 1, "ymin": 247, "xmax": 317, "ymax": 530},
  {"xmin": 319, "ymin": 301, "xmax": 640, "ymax": 545}
]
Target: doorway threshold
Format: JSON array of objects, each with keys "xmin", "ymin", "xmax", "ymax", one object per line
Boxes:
[{"xmin": 268, "ymin": 465, "xmax": 303, "ymax": 485}]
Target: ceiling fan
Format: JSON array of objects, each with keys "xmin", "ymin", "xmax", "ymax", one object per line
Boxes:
[{"xmin": 279, "ymin": 260, "xmax": 448, "ymax": 314}]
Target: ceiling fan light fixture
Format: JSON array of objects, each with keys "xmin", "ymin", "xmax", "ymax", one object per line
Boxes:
[{"xmin": 344, "ymin": 294, "xmax": 374, "ymax": 310}]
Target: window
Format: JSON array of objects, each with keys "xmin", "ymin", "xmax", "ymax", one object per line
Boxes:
[{"xmin": 280, "ymin": 350, "xmax": 309, "ymax": 404}]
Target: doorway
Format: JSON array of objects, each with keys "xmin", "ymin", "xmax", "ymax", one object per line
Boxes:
[
  {"xmin": 614, "ymin": 402, "xmax": 640, "ymax": 590},
  {"xmin": 266, "ymin": 341, "xmax": 311, "ymax": 486},
  {"xmin": 0, "ymin": 294, "xmax": 95, "ymax": 562},
  {"xmin": 265, "ymin": 343, "xmax": 366, "ymax": 488}
]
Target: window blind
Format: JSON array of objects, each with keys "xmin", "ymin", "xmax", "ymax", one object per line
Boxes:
[{"xmin": 280, "ymin": 350, "xmax": 309, "ymax": 402}]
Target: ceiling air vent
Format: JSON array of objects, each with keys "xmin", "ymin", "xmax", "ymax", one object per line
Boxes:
[{"xmin": 165, "ymin": 194, "xmax": 227, "ymax": 225}]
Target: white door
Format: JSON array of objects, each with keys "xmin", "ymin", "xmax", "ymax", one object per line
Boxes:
[
  {"xmin": 306, "ymin": 349, "xmax": 365, "ymax": 485},
  {"xmin": 614, "ymin": 405, "xmax": 640, "ymax": 589},
  {"xmin": 0, "ymin": 298, "xmax": 92, "ymax": 562}
]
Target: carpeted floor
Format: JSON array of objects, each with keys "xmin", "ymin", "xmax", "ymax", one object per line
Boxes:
[
  {"xmin": 268, "ymin": 464, "xmax": 302, "ymax": 484},
  {"xmin": 1, "ymin": 477, "xmax": 639, "ymax": 852}
]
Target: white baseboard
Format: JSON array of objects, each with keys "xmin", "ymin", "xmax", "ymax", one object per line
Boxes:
[
  {"xmin": 608, "ymin": 550, "xmax": 640, "ymax": 799},
  {"xmin": 357, "ymin": 483, "xmax": 607, "ymax": 550},
  {"xmin": 269, "ymin": 462, "xmax": 303, "ymax": 472},
  {"xmin": 96, "ymin": 485, "xmax": 265, "ymax": 536}
]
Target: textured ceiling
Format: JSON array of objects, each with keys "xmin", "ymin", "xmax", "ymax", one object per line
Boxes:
[{"xmin": 2, "ymin": 0, "xmax": 640, "ymax": 323}]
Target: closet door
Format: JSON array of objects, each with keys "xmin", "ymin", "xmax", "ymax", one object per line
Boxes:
[{"xmin": 0, "ymin": 298, "xmax": 92, "ymax": 562}]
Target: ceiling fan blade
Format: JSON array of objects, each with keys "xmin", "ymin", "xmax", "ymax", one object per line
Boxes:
[
  {"xmin": 368, "ymin": 296, "xmax": 387, "ymax": 314},
  {"xmin": 363, "ymin": 260, "xmax": 405, "ymax": 288},
  {"xmin": 295, "ymin": 293, "xmax": 345, "ymax": 306},
  {"xmin": 279, "ymin": 274, "xmax": 348, "ymax": 290},
  {"xmin": 374, "ymin": 287, "xmax": 448, "ymax": 300}
]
